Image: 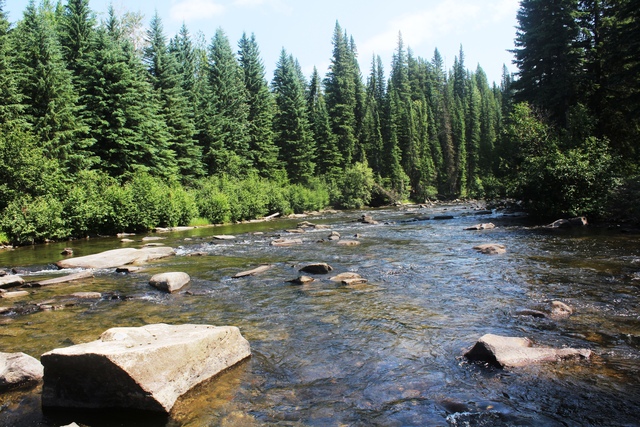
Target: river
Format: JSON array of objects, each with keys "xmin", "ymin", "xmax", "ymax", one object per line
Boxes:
[{"xmin": 0, "ymin": 204, "xmax": 639, "ymax": 426}]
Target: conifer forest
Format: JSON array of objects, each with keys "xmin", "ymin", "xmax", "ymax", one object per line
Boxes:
[{"xmin": 0, "ymin": 0, "xmax": 638, "ymax": 244}]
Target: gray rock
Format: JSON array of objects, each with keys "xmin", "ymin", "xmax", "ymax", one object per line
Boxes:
[
  {"xmin": 336, "ymin": 240, "xmax": 360, "ymax": 246},
  {"xmin": 287, "ymin": 276, "xmax": 315, "ymax": 285},
  {"xmin": 328, "ymin": 231, "xmax": 341, "ymax": 241},
  {"xmin": 515, "ymin": 309, "xmax": 548, "ymax": 318},
  {"xmin": 149, "ymin": 272, "xmax": 190, "ymax": 293},
  {"xmin": 233, "ymin": 264, "xmax": 273, "ymax": 278},
  {"xmin": 464, "ymin": 334, "xmax": 591, "ymax": 368},
  {"xmin": 212, "ymin": 235, "xmax": 236, "ymax": 240},
  {"xmin": 299, "ymin": 263, "xmax": 333, "ymax": 274},
  {"xmin": 550, "ymin": 301, "xmax": 573, "ymax": 318},
  {"xmin": 359, "ymin": 214, "xmax": 378, "ymax": 225},
  {"xmin": 465, "ymin": 223, "xmax": 496, "ymax": 231},
  {"xmin": 41, "ymin": 324, "xmax": 251, "ymax": 413},
  {"xmin": 473, "ymin": 244, "xmax": 506, "ymax": 255},
  {"xmin": 0, "ymin": 275, "xmax": 25, "ymax": 289},
  {"xmin": 0, "ymin": 352, "xmax": 44, "ymax": 391},
  {"xmin": 71, "ymin": 292, "xmax": 102, "ymax": 299},
  {"xmin": 270, "ymin": 238, "xmax": 303, "ymax": 247},
  {"xmin": 329, "ymin": 272, "xmax": 362, "ymax": 282},
  {"xmin": 56, "ymin": 247, "xmax": 175, "ymax": 269},
  {"xmin": 32, "ymin": 270, "xmax": 94, "ymax": 287},
  {"xmin": 141, "ymin": 236, "xmax": 165, "ymax": 242},
  {"xmin": 0, "ymin": 290, "xmax": 29, "ymax": 299}
]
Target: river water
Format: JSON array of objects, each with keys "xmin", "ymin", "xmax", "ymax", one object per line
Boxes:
[{"xmin": 0, "ymin": 204, "xmax": 639, "ymax": 427}]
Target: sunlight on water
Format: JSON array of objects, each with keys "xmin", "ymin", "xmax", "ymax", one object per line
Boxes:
[{"xmin": 1, "ymin": 205, "xmax": 639, "ymax": 426}]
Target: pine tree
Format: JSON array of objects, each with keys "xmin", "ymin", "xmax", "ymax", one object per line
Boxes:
[
  {"xmin": 361, "ymin": 56, "xmax": 385, "ymax": 177},
  {"xmin": 144, "ymin": 12, "xmax": 203, "ymax": 184},
  {"xmin": 14, "ymin": 0, "xmax": 93, "ymax": 173},
  {"xmin": 272, "ymin": 49, "xmax": 315, "ymax": 184},
  {"xmin": 79, "ymin": 24, "xmax": 176, "ymax": 179},
  {"xmin": 308, "ymin": 66, "xmax": 341, "ymax": 178},
  {"xmin": 201, "ymin": 28, "xmax": 250, "ymax": 175},
  {"xmin": 512, "ymin": 0, "xmax": 583, "ymax": 125},
  {"xmin": 238, "ymin": 32, "xmax": 281, "ymax": 177},
  {"xmin": 325, "ymin": 22, "xmax": 358, "ymax": 167},
  {"xmin": 58, "ymin": 0, "xmax": 95, "ymax": 75},
  {"xmin": 0, "ymin": 0, "xmax": 23, "ymax": 124}
]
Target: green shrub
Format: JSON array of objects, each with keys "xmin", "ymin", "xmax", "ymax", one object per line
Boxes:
[
  {"xmin": 0, "ymin": 195, "xmax": 68, "ymax": 245},
  {"xmin": 167, "ymin": 186, "xmax": 198, "ymax": 227},
  {"xmin": 196, "ymin": 178, "xmax": 231, "ymax": 224},
  {"xmin": 63, "ymin": 170, "xmax": 114, "ymax": 237},
  {"xmin": 337, "ymin": 162, "xmax": 375, "ymax": 209}
]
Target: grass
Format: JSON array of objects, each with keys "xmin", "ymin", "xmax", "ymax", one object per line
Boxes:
[{"xmin": 188, "ymin": 217, "xmax": 211, "ymax": 227}]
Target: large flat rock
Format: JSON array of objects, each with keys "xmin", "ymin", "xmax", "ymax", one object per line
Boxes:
[
  {"xmin": 0, "ymin": 275, "xmax": 25, "ymax": 289},
  {"xmin": 41, "ymin": 324, "xmax": 251, "ymax": 413},
  {"xmin": 55, "ymin": 247, "xmax": 175, "ymax": 269},
  {"xmin": 464, "ymin": 334, "xmax": 591, "ymax": 368}
]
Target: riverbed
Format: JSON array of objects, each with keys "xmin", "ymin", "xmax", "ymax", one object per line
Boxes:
[{"xmin": 1, "ymin": 204, "xmax": 639, "ymax": 426}]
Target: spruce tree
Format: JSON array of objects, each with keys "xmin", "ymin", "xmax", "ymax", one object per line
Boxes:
[
  {"xmin": 79, "ymin": 24, "xmax": 176, "ymax": 179},
  {"xmin": 0, "ymin": 0, "xmax": 23, "ymax": 124},
  {"xmin": 361, "ymin": 56, "xmax": 385, "ymax": 177},
  {"xmin": 58, "ymin": 0, "xmax": 95, "ymax": 75},
  {"xmin": 308, "ymin": 66, "xmax": 341, "ymax": 178},
  {"xmin": 324, "ymin": 22, "xmax": 358, "ymax": 167},
  {"xmin": 238, "ymin": 32, "xmax": 281, "ymax": 178},
  {"xmin": 202, "ymin": 28, "xmax": 250, "ymax": 175},
  {"xmin": 144, "ymin": 12, "xmax": 203, "ymax": 184},
  {"xmin": 13, "ymin": 0, "xmax": 93, "ymax": 173},
  {"xmin": 272, "ymin": 49, "xmax": 315, "ymax": 184}
]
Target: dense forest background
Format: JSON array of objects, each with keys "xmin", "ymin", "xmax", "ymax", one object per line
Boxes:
[{"xmin": 0, "ymin": 0, "xmax": 638, "ymax": 245}]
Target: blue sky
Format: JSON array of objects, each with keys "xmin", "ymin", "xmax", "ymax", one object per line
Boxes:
[{"xmin": 4, "ymin": 0, "xmax": 521, "ymax": 84}]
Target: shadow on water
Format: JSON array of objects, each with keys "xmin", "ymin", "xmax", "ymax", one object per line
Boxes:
[{"xmin": 1, "ymin": 205, "xmax": 640, "ymax": 426}]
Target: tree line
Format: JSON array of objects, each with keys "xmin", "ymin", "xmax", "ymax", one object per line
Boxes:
[{"xmin": 0, "ymin": 0, "xmax": 638, "ymax": 244}]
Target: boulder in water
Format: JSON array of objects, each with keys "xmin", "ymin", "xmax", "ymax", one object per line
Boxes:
[
  {"xmin": 299, "ymin": 263, "xmax": 333, "ymax": 274},
  {"xmin": 0, "ymin": 352, "xmax": 44, "ymax": 391},
  {"xmin": 56, "ymin": 247, "xmax": 175, "ymax": 269},
  {"xmin": 41, "ymin": 324, "xmax": 251, "ymax": 413},
  {"xmin": 149, "ymin": 272, "xmax": 190, "ymax": 293},
  {"xmin": 473, "ymin": 244, "xmax": 506, "ymax": 255},
  {"xmin": 464, "ymin": 334, "xmax": 591, "ymax": 368}
]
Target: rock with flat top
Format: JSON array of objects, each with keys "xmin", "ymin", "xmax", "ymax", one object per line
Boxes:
[
  {"xmin": 149, "ymin": 272, "xmax": 190, "ymax": 293},
  {"xmin": 337, "ymin": 240, "xmax": 360, "ymax": 246},
  {"xmin": 233, "ymin": 265, "xmax": 273, "ymax": 278},
  {"xmin": 465, "ymin": 223, "xmax": 496, "ymax": 231},
  {"xmin": 32, "ymin": 270, "xmax": 94, "ymax": 287},
  {"xmin": 287, "ymin": 276, "xmax": 314, "ymax": 285},
  {"xmin": 270, "ymin": 238, "xmax": 302, "ymax": 247},
  {"xmin": 329, "ymin": 272, "xmax": 362, "ymax": 282},
  {"xmin": 464, "ymin": 334, "xmax": 591, "ymax": 368},
  {"xmin": 71, "ymin": 292, "xmax": 102, "ymax": 299},
  {"xmin": 41, "ymin": 324, "xmax": 251, "ymax": 413},
  {"xmin": 0, "ymin": 275, "xmax": 25, "ymax": 289},
  {"xmin": 0, "ymin": 352, "xmax": 44, "ymax": 391},
  {"xmin": 56, "ymin": 247, "xmax": 175, "ymax": 269},
  {"xmin": 0, "ymin": 290, "xmax": 29, "ymax": 299}
]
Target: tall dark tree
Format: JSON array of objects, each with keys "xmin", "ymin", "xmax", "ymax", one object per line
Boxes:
[
  {"xmin": 512, "ymin": 0, "xmax": 583, "ymax": 125},
  {"xmin": 0, "ymin": 0, "xmax": 23, "ymax": 124},
  {"xmin": 79, "ymin": 24, "xmax": 176, "ymax": 179},
  {"xmin": 58, "ymin": 0, "xmax": 95, "ymax": 75},
  {"xmin": 361, "ymin": 55, "xmax": 385, "ymax": 177},
  {"xmin": 272, "ymin": 49, "xmax": 315, "ymax": 184},
  {"xmin": 13, "ymin": 0, "xmax": 92, "ymax": 172},
  {"xmin": 308, "ymin": 66, "xmax": 341, "ymax": 178},
  {"xmin": 201, "ymin": 28, "xmax": 250, "ymax": 175},
  {"xmin": 144, "ymin": 12, "xmax": 203, "ymax": 184},
  {"xmin": 238, "ymin": 32, "xmax": 280, "ymax": 177},
  {"xmin": 325, "ymin": 21, "xmax": 358, "ymax": 167}
]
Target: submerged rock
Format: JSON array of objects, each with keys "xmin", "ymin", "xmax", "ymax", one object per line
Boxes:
[
  {"xmin": 464, "ymin": 334, "xmax": 591, "ymax": 368},
  {"xmin": 56, "ymin": 247, "xmax": 175, "ymax": 269},
  {"xmin": 359, "ymin": 214, "xmax": 378, "ymax": 225},
  {"xmin": 0, "ymin": 352, "xmax": 44, "ymax": 392},
  {"xmin": 233, "ymin": 264, "xmax": 273, "ymax": 278},
  {"xmin": 337, "ymin": 240, "xmax": 360, "ymax": 246},
  {"xmin": 41, "ymin": 324, "xmax": 251, "ymax": 413},
  {"xmin": 465, "ymin": 223, "xmax": 496, "ymax": 231},
  {"xmin": 287, "ymin": 276, "xmax": 315, "ymax": 285},
  {"xmin": 32, "ymin": 270, "xmax": 94, "ymax": 287},
  {"xmin": 329, "ymin": 272, "xmax": 362, "ymax": 282},
  {"xmin": 473, "ymin": 244, "xmax": 506, "ymax": 255},
  {"xmin": 299, "ymin": 263, "xmax": 333, "ymax": 274},
  {"xmin": 550, "ymin": 301, "xmax": 573, "ymax": 318},
  {"xmin": 270, "ymin": 238, "xmax": 303, "ymax": 247},
  {"xmin": 149, "ymin": 272, "xmax": 190, "ymax": 293},
  {"xmin": 547, "ymin": 217, "xmax": 588, "ymax": 228},
  {"xmin": 60, "ymin": 248, "xmax": 74, "ymax": 256}
]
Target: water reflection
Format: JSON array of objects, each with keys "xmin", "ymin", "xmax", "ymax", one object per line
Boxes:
[{"xmin": 0, "ymin": 205, "xmax": 639, "ymax": 426}]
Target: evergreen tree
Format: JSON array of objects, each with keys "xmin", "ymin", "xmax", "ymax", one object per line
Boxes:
[
  {"xmin": 308, "ymin": 66, "xmax": 341, "ymax": 178},
  {"xmin": 13, "ymin": 0, "xmax": 92, "ymax": 173},
  {"xmin": 79, "ymin": 24, "xmax": 176, "ymax": 179},
  {"xmin": 325, "ymin": 21, "xmax": 358, "ymax": 167},
  {"xmin": 58, "ymin": 0, "xmax": 95, "ymax": 75},
  {"xmin": 512, "ymin": 0, "xmax": 583, "ymax": 125},
  {"xmin": 144, "ymin": 12, "xmax": 203, "ymax": 184},
  {"xmin": 0, "ymin": 0, "xmax": 23, "ymax": 124},
  {"xmin": 272, "ymin": 49, "xmax": 315, "ymax": 184},
  {"xmin": 238, "ymin": 32, "xmax": 281, "ymax": 177},
  {"xmin": 202, "ymin": 28, "xmax": 250, "ymax": 175},
  {"xmin": 361, "ymin": 55, "xmax": 385, "ymax": 177}
]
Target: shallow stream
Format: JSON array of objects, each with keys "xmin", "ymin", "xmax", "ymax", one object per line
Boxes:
[{"xmin": 1, "ymin": 204, "xmax": 639, "ymax": 426}]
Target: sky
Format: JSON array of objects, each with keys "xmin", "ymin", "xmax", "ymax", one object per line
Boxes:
[{"xmin": 3, "ymin": 0, "xmax": 521, "ymax": 84}]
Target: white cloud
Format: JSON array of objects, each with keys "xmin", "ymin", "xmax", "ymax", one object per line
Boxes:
[
  {"xmin": 232, "ymin": 0, "xmax": 293, "ymax": 15},
  {"xmin": 361, "ymin": 0, "xmax": 518, "ymax": 58},
  {"xmin": 169, "ymin": 0, "xmax": 225, "ymax": 23}
]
